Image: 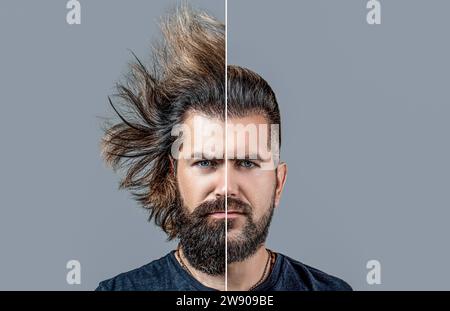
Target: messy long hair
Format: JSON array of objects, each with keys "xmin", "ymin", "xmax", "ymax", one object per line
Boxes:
[{"xmin": 100, "ymin": 4, "xmax": 280, "ymax": 240}]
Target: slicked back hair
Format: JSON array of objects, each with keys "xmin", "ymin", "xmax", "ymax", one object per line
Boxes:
[{"xmin": 100, "ymin": 4, "xmax": 280, "ymax": 240}]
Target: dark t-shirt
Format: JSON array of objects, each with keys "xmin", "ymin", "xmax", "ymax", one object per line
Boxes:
[{"xmin": 95, "ymin": 250, "xmax": 352, "ymax": 291}]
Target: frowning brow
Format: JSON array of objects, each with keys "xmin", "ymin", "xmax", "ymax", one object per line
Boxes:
[
  {"xmin": 188, "ymin": 152, "xmax": 270, "ymax": 161},
  {"xmin": 189, "ymin": 152, "xmax": 223, "ymax": 160},
  {"xmin": 239, "ymin": 153, "xmax": 270, "ymax": 161}
]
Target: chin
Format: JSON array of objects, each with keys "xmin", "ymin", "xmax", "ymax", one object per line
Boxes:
[{"xmin": 225, "ymin": 227, "xmax": 245, "ymax": 239}]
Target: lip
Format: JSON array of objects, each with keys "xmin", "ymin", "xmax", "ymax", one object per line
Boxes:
[{"xmin": 208, "ymin": 211, "xmax": 245, "ymax": 219}]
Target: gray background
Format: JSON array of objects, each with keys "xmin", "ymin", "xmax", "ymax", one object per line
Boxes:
[
  {"xmin": 228, "ymin": 0, "xmax": 450, "ymax": 290},
  {"xmin": 0, "ymin": 0, "xmax": 223, "ymax": 291},
  {"xmin": 0, "ymin": 0, "xmax": 449, "ymax": 290}
]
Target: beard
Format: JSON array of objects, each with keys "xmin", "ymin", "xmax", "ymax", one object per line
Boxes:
[{"xmin": 173, "ymin": 191, "xmax": 276, "ymax": 276}]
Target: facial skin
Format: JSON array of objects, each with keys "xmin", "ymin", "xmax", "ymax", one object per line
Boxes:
[
  {"xmin": 171, "ymin": 112, "xmax": 286, "ymax": 276},
  {"xmin": 171, "ymin": 110, "xmax": 287, "ymax": 279}
]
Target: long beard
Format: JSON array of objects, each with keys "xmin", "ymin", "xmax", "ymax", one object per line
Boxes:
[{"xmin": 173, "ymin": 194, "xmax": 275, "ymax": 276}]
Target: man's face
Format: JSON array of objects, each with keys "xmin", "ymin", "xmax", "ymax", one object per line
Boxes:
[
  {"xmin": 177, "ymin": 111, "xmax": 284, "ymax": 234},
  {"xmin": 172, "ymin": 111, "xmax": 287, "ymax": 275}
]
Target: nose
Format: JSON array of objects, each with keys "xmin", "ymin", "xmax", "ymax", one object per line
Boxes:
[{"xmin": 213, "ymin": 163, "xmax": 239, "ymax": 199}]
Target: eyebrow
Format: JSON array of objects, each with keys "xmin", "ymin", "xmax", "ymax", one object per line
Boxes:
[
  {"xmin": 188, "ymin": 152, "xmax": 269, "ymax": 161},
  {"xmin": 189, "ymin": 152, "xmax": 222, "ymax": 160},
  {"xmin": 235, "ymin": 153, "xmax": 264, "ymax": 161}
]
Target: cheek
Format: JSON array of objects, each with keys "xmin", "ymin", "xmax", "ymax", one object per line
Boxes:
[
  {"xmin": 176, "ymin": 164, "xmax": 215, "ymax": 211},
  {"xmin": 238, "ymin": 171, "xmax": 276, "ymax": 216}
]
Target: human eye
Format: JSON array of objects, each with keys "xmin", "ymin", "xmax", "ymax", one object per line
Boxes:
[
  {"xmin": 194, "ymin": 160, "xmax": 216, "ymax": 168},
  {"xmin": 237, "ymin": 160, "xmax": 259, "ymax": 169}
]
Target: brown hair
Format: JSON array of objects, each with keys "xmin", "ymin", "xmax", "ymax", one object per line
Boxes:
[{"xmin": 100, "ymin": 4, "xmax": 280, "ymax": 240}]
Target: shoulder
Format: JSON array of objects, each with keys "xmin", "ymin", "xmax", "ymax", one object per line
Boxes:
[
  {"xmin": 280, "ymin": 253, "xmax": 353, "ymax": 291},
  {"xmin": 95, "ymin": 252, "xmax": 174, "ymax": 291}
]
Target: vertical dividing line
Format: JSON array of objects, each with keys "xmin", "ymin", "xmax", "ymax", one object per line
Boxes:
[{"xmin": 224, "ymin": 0, "xmax": 228, "ymax": 292}]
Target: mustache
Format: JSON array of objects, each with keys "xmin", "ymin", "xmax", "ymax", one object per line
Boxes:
[{"xmin": 192, "ymin": 196, "xmax": 252, "ymax": 218}]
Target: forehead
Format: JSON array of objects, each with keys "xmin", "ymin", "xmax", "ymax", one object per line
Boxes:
[
  {"xmin": 178, "ymin": 111, "xmax": 272, "ymax": 159},
  {"xmin": 182, "ymin": 111, "xmax": 269, "ymax": 131}
]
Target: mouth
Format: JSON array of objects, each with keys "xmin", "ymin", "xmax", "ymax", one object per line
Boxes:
[{"xmin": 207, "ymin": 210, "xmax": 246, "ymax": 219}]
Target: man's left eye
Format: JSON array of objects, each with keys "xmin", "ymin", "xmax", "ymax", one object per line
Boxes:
[
  {"xmin": 195, "ymin": 160, "xmax": 214, "ymax": 168},
  {"xmin": 238, "ymin": 160, "xmax": 257, "ymax": 168}
]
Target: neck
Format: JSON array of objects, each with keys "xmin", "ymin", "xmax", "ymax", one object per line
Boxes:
[{"xmin": 177, "ymin": 245, "xmax": 270, "ymax": 291}]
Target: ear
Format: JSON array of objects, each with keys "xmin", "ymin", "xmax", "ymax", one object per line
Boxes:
[{"xmin": 274, "ymin": 162, "xmax": 287, "ymax": 208}]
